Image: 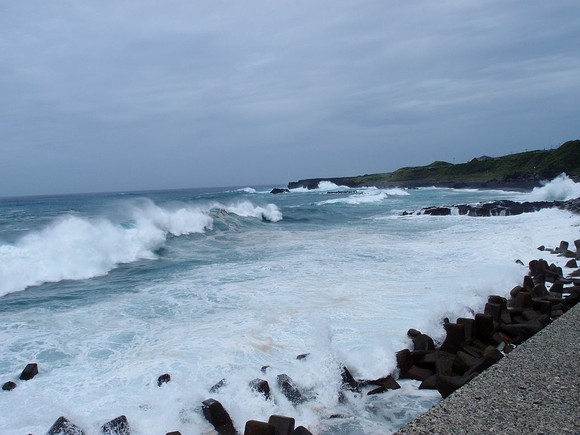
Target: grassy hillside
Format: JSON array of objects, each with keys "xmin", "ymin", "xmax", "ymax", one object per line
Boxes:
[{"xmin": 288, "ymin": 140, "xmax": 580, "ymax": 189}]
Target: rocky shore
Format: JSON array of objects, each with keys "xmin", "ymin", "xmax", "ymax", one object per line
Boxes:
[
  {"xmin": 404, "ymin": 198, "xmax": 580, "ymax": 216},
  {"xmin": 3, "ymin": 211, "xmax": 579, "ymax": 434},
  {"xmin": 395, "ymin": 303, "xmax": 580, "ymax": 435}
]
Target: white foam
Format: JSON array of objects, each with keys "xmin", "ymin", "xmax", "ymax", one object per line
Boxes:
[
  {"xmin": 0, "ymin": 198, "xmax": 283, "ymax": 296},
  {"xmin": 236, "ymin": 187, "xmax": 257, "ymax": 194},
  {"xmin": 527, "ymin": 173, "xmax": 580, "ymax": 201},
  {"xmin": 317, "ymin": 181, "xmax": 350, "ymax": 191},
  {"xmin": 317, "ymin": 192, "xmax": 387, "ymax": 205},
  {"xmin": 1, "ymin": 196, "xmax": 578, "ymax": 434},
  {"xmin": 217, "ymin": 200, "xmax": 283, "ymax": 222}
]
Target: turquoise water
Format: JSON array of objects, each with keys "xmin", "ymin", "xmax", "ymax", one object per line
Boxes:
[{"xmin": 0, "ymin": 179, "xmax": 578, "ymax": 434}]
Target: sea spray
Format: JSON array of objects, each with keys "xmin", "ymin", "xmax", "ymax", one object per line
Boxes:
[
  {"xmin": 527, "ymin": 173, "xmax": 580, "ymax": 201},
  {"xmin": 0, "ymin": 197, "xmax": 282, "ymax": 296}
]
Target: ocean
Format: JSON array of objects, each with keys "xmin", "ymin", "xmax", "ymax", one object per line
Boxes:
[{"xmin": 1, "ymin": 176, "xmax": 579, "ymax": 435}]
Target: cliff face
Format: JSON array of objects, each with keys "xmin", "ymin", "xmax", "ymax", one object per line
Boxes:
[{"xmin": 288, "ymin": 140, "xmax": 580, "ymax": 190}]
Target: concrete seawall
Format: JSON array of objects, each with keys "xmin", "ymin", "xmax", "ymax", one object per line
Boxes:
[{"xmin": 395, "ymin": 303, "xmax": 580, "ymax": 434}]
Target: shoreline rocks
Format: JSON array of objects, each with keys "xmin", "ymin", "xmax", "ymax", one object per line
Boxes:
[
  {"xmin": 5, "ymin": 236, "xmax": 580, "ymax": 434},
  {"xmin": 403, "ymin": 198, "xmax": 580, "ymax": 217}
]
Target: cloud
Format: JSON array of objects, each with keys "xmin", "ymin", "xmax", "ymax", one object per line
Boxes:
[{"xmin": 1, "ymin": 0, "xmax": 579, "ymax": 195}]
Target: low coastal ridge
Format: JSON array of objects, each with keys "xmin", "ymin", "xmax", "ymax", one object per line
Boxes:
[{"xmin": 287, "ymin": 139, "xmax": 580, "ymax": 190}]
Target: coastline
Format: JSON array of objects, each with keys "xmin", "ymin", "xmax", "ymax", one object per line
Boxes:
[
  {"xmin": 287, "ymin": 178, "xmax": 543, "ymax": 192},
  {"xmin": 395, "ymin": 302, "xmax": 580, "ymax": 434}
]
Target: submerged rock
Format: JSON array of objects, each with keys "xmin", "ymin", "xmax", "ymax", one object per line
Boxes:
[
  {"xmin": 276, "ymin": 374, "xmax": 306, "ymax": 405},
  {"xmin": 101, "ymin": 415, "xmax": 130, "ymax": 435},
  {"xmin": 157, "ymin": 373, "xmax": 171, "ymax": 387},
  {"xmin": 47, "ymin": 416, "xmax": 85, "ymax": 435},
  {"xmin": 2, "ymin": 381, "xmax": 16, "ymax": 391},
  {"xmin": 201, "ymin": 399, "xmax": 236, "ymax": 435},
  {"xmin": 19, "ymin": 363, "xmax": 38, "ymax": 381}
]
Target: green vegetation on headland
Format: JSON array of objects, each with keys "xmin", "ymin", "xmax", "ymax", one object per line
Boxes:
[{"xmin": 287, "ymin": 140, "xmax": 580, "ymax": 190}]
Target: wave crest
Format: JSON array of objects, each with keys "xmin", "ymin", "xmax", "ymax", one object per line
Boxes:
[
  {"xmin": 0, "ymin": 198, "xmax": 282, "ymax": 296},
  {"xmin": 219, "ymin": 201, "xmax": 283, "ymax": 222}
]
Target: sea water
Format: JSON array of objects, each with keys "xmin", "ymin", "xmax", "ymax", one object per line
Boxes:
[{"xmin": 0, "ymin": 176, "xmax": 579, "ymax": 434}]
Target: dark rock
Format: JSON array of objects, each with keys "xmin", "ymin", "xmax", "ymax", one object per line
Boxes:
[
  {"xmin": 407, "ymin": 328, "xmax": 421, "ymax": 338},
  {"xmin": 296, "ymin": 353, "xmax": 310, "ymax": 360},
  {"xmin": 19, "ymin": 363, "xmax": 39, "ymax": 381},
  {"xmin": 515, "ymin": 259, "xmax": 524, "ymax": 266},
  {"xmin": 202, "ymin": 399, "xmax": 236, "ymax": 435},
  {"xmin": 456, "ymin": 318, "xmax": 474, "ymax": 341},
  {"xmin": 157, "ymin": 373, "xmax": 171, "ymax": 387},
  {"xmin": 101, "ymin": 415, "xmax": 130, "ymax": 435},
  {"xmin": 412, "ymin": 333, "xmax": 436, "ymax": 351},
  {"xmin": 276, "ymin": 374, "xmax": 305, "ymax": 405},
  {"xmin": 459, "ymin": 344, "xmax": 482, "ymax": 358},
  {"xmin": 268, "ymin": 415, "xmax": 295, "ymax": 435},
  {"xmin": 500, "ymin": 309, "xmax": 512, "ymax": 324},
  {"xmin": 422, "ymin": 207, "xmax": 451, "ymax": 216},
  {"xmin": 417, "ymin": 351, "xmax": 437, "ymax": 369},
  {"xmin": 437, "ymin": 373, "xmax": 478, "ymax": 399},
  {"xmin": 563, "ymin": 292, "xmax": 580, "ymax": 308},
  {"xmin": 537, "ymin": 245, "xmax": 545, "ymax": 251},
  {"xmin": 413, "ymin": 199, "xmax": 563, "ymax": 218},
  {"xmin": 261, "ymin": 366, "xmax": 270, "ymax": 374},
  {"xmin": 532, "ymin": 299, "xmax": 553, "ymax": 316},
  {"xmin": 484, "ymin": 302, "xmax": 502, "ymax": 323},
  {"xmin": 2, "ymin": 381, "xmax": 16, "ymax": 391},
  {"xmin": 293, "ymin": 426, "xmax": 314, "ymax": 435},
  {"xmin": 418, "ymin": 374, "xmax": 438, "ymax": 390},
  {"xmin": 452, "ymin": 351, "xmax": 481, "ymax": 376},
  {"xmin": 367, "ymin": 386, "xmax": 388, "ymax": 395},
  {"xmin": 396, "ymin": 349, "xmax": 413, "ymax": 375},
  {"xmin": 461, "ymin": 346, "xmax": 503, "ymax": 376},
  {"xmin": 340, "ymin": 367, "xmax": 359, "ymax": 392},
  {"xmin": 556, "ymin": 240, "xmax": 569, "ymax": 253},
  {"xmin": 403, "ymin": 365, "xmax": 434, "ymax": 381},
  {"xmin": 440, "ymin": 323, "xmax": 465, "ymax": 354},
  {"xmin": 360, "ymin": 375, "xmax": 400, "ymax": 390},
  {"xmin": 244, "ymin": 420, "xmax": 275, "ymax": 435},
  {"xmin": 166, "ymin": 432, "xmax": 182, "ymax": 435},
  {"xmin": 549, "ymin": 280, "xmax": 565, "ymax": 293},
  {"xmin": 210, "ymin": 378, "xmax": 227, "ymax": 393},
  {"xmin": 249, "ymin": 378, "xmax": 271, "ymax": 400},
  {"xmin": 473, "ymin": 313, "xmax": 495, "ymax": 344},
  {"xmin": 435, "ymin": 350, "xmax": 456, "ymax": 377},
  {"xmin": 499, "ymin": 324, "xmax": 531, "ymax": 344},
  {"xmin": 532, "ymin": 283, "xmax": 549, "ymax": 298},
  {"xmin": 271, "ymin": 188, "xmax": 290, "ymax": 194},
  {"xmin": 523, "ymin": 275, "xmax": 534, "ymax": 290},
  {"xmin": 565, "ymin": 259, "xmax": 578, "ymax": 268},
  {"xmin": 510, "ymin": 285, "xmax": 523, "ymax": 298},
  {"xmin": 48, "ymin": 416, "xmax": 85, "ymax": 435},
  {"xmin": 488, "ymin": 295, "xmax": 507, "ymax": 309},
  {"xmin": 513, "ymin": 292, "xmax": 533, "ymax": 309}
]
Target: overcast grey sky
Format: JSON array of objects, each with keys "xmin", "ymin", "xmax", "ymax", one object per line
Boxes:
[{"xmin": 1, "ymin": 0, "xmax": 579, "ymax": 196}]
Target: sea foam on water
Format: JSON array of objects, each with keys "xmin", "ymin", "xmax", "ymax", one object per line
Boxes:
[{"xmin": 0, "ymin": 178, "xmax": 578, "ymax": 434}]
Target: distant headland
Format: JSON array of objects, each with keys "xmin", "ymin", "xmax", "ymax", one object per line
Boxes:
[{"xmin": 288, "ymin": 140, "xmax": 580, "ymax": 191}]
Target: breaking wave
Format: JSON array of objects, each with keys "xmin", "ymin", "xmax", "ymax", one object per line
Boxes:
[
  {"xmin": 527, "ymin": 173, "xmax": 580, "ymax": 201},
  {"xmin": 0, "ymin": 198, "xmax": 282, "ymax": 296}
]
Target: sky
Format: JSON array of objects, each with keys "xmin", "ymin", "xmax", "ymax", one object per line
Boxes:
[{"xmin": 1, "ymin": 0, "xmax": 580, "ymax": 196}]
